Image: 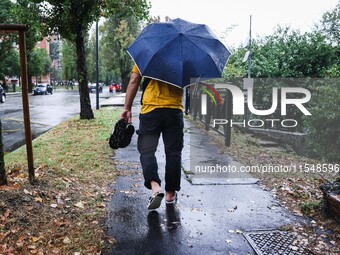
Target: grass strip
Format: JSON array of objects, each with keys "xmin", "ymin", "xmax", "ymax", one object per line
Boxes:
[{"xmin": 1, "ymin": 107, "xmax": 119, "ymax": 254}]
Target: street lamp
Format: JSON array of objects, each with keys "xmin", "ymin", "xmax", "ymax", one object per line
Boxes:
[
  {"xmin": 95, "ymin": 21, "xmax": 99, "ymax": 110},
  {"xmin": 242, "ymin": 15, "xmax": 252, "ymax": 78}
]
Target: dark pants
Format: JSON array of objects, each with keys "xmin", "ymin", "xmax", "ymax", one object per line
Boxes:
[{"xmin": 137, "ymin": 108, "xmax": 184, "ymax": 192}]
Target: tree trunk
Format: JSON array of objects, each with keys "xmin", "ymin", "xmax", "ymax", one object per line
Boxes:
[
  {"xmin": 121, "ymin": 70, "xmax": 130, "ymax": 93},
  {"xmin": 0, "ymin": 119, "xmax": 7, "ymax": 185},
  {"xmin": 76, "ymin": 31, "xmax": 94, "ymax": 119}
]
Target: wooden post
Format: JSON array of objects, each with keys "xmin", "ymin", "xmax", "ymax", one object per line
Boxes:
[
  {"xmin": 0, "ymin": 24, "xmax": 34, "ymax": 184},
  {"xmin": 18, "ymin": 30, "xmax": 35, "ymax": 184}
]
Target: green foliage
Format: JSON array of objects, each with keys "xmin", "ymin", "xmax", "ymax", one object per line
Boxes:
[
  {"xmin": 29, "ymin": 47, "xmax": 51, "ymax": 80},
  {"xmin": 251, "ymin": 27, "xmax": 336, "ymax": 78},
  {"xmin": 315, "ymin": 2, "xmax": 339, "ymax": 45},
  {"xmin": 61, "ymin": 40, "xmax": 77, "ymax": 80},
  {"xmin": 299, "ymin": 200, "xmax": 321, "ymax": 216},
  {"xmin": 222, "ymin": 47, "xmax": 248, "ymax": 78},
  {"xmin": 100, "ymin": 16, "xmax": 141, "ymax": 90},
  {"xmin": 2, "ymin": 51, "xmax": 20, "ymax": 78},
  {"xmin": 0, "ymin": 0, "xmax": 14, "ymax": 22},
  {"xmin": 35, "ymin": 0, "xmax": 149, "ymax": 42},
  {"xmin": 0, "ymin": 0, "xmax": 17, "ymax": 83},
  {"xmin": 304, "ymin": 80, "xmax": 340, "ymax": 163},
  {"xmin": 11, "ymin": 1, "xmax": 44, "ymax": 51}
]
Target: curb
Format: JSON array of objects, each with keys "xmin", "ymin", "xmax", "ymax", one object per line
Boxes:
[{"xmin": 4, "ymin": 92, "xmax": 22, "ymax": 97}]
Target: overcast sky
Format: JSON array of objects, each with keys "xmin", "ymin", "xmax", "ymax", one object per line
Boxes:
[{"xmin": 148, "ymin": 0, "xmax": 339, "ymax": 47}]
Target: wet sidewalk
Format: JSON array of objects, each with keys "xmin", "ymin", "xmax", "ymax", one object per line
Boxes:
[{"xmin": 105, "ymin": 98, "xmax": 303, "ymax": 255}]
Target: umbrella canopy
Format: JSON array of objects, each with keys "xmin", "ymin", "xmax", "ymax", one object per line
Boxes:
[{"xmin": 127, "ymin": 18, "xmax": 231, "ymax": 88}]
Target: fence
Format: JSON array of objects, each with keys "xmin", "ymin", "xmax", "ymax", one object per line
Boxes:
[{"xmin": 188, "ymin": 83, "xmax": 233, "ymax": 146}]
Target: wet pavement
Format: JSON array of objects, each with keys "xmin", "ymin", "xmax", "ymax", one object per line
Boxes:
[
  {"xmin": 0, "ymin": 89, "xmax": 112, "ymax": 152},
  {"xmin": 106, "ymin": 98, "xmax": 303, "ymax": 255}
]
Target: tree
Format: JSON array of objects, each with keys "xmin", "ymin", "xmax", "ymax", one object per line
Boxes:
[
  {"xmin": 34, "ymin": 0, "xmax": 149, "ymax": 119},
  {"xmin": 86, "ymin": 31, "xmax": 97, "ymax": 83},
  {"xmin": 61, "ymin": 40, "xmax": 77, "ymax": 82},
  {"xmin": 0, "ymin": 0, "xmax": 17, "ymax": 85},
  {"xmin": 304, "ymin": 80, "xmax": 340, "ymax": 163},
  {"xmin": 100, "ymin": 16, "xmax": 141, "ymax": 91},
  {"xmin": 250, "ymin": 26, "xmax": 336, "ymax": 78},
  {"xmin": 11, "ymin": 0, "xmax": 46, "ymax": 92},
  {"xmin": 0, "ymin": 0, "xmax": 16, "ymax": 185},
  {"xmin": 29, "ymin": 47, "xmax": 51, "ymax": 84},
  {"xmin": 316, "ymin": 2, "xmax": 339, "ymax": 46},
  {"xmin": 50, "ymin": 37, "xmax": 62, "ymax": 83},
  {"xmin": 304, "ymin": 3, "xmax": 340, "ymax": 163},
  {"xmin": 315, "ymin": 2, "xmax": 340, "ymax": 77},
  {"xmin": 222, "ymin": 47, "xmax": 248, "ymax": 79}
]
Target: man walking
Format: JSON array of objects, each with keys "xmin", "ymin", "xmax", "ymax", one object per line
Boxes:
[{"xmin": 120, "ymin": 64, "xmax": 184, "ymax": 210}]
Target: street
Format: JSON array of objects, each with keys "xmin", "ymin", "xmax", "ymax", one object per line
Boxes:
[{"xmin": 0, "ymin": 88, "xmax": 112, "ymax": 152}]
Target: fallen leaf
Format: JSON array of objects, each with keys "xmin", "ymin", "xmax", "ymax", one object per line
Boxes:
[
  {"xmin": 35, "ymin": 197, "xmax": 43, "ymax": 203},
  {"xmin": 56, "ymin": 194, "xmax": 64, "ymax": 204},
  {"xmin": 4, "ymin": 209, "xmax": 10, "ymax": 218},
  {"xmin": 32, "ymin": 237, "xmax": 39, "ymax": 242},
  {"xmin": 52, "ymin": 248, "xmax": 60, "ymax": 254},
  {"xmin": 84, "ymin": 191, "xmax": 92, "ymax": 197},
  {"xmin": 96, "ymin": 202, "xmax": 106, "ymax": 208},
  {"xmin": 63, "ymin": 237, "xmax": 71, "ymax": 244},
  {"xmin": 50, "ymin": 204, "xmax": 58, "ymax": 208},
  {"xmin": 16, "ymin": 242, "xmax": 24, "ymax": 248},
  {"xmin": 24, "ymin": 189, "xmax": 32, "ymax": 195},
  {"xmin": 74, "ymin": 202, "xmax": 84, "ymax": 209}
]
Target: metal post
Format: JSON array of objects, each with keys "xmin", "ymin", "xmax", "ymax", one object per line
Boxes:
[
  {"xmin": 248, "ymin": 15, "xmax": 252, "ymax": 79},
  {"xmin": 19, "ymin": 30, "xmax": 35, "ymax": 184},
  {"xmin": 95, "ymin": 21, "xmax": 99, "ymax": 110},
  {"xmin": 225, "ymin": 90, "xmax": 232, "ymax": 146}
]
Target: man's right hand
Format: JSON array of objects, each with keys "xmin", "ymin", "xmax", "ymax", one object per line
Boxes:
[
  {"xmin": 121, "ymin": 109, "xmax": 132, "ymax": 123},
  {"xmin": 120, "ymin": 71, "xmax": 141, "ymax": 124}
]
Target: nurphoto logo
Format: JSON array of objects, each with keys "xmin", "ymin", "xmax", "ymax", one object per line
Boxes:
[{"xmin": 200, "ymin": 79, "xmax": 312, "ymax": 128}]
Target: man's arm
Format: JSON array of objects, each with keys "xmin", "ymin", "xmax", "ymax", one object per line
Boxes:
[{"xmin": 120, "ymin": 72, "xmax": 141, "ymax": 123}]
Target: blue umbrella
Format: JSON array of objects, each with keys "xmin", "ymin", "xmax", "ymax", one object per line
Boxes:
[{"xmin": 127, "ymin": 18, "xmax": 231, "ymax": 88}]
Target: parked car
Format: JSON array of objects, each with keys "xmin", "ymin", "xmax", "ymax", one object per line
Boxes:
[
  {"xmin": 0, "ymin": 84, "xmax": 6, "ymax": 103},
  {"xmin": 109, "ymin": 83, "xmax": 121, "ymax": 93},
  {"xmin": 33, "ymin": 84, "xmax": 53, "ymax": 95},
  {"xmin": 88, "ymin": 83, "xmax": 103, "ymax": 93}
]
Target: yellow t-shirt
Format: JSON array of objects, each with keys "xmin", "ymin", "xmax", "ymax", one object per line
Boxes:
[{"xmin": 132, "ymin": 64, "xmax": 183, "ymax": 114}]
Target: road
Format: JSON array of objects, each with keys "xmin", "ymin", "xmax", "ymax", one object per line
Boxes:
[{"xmin": 0, "ymin": 88, "xmax": 112, "ymax": 152}]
